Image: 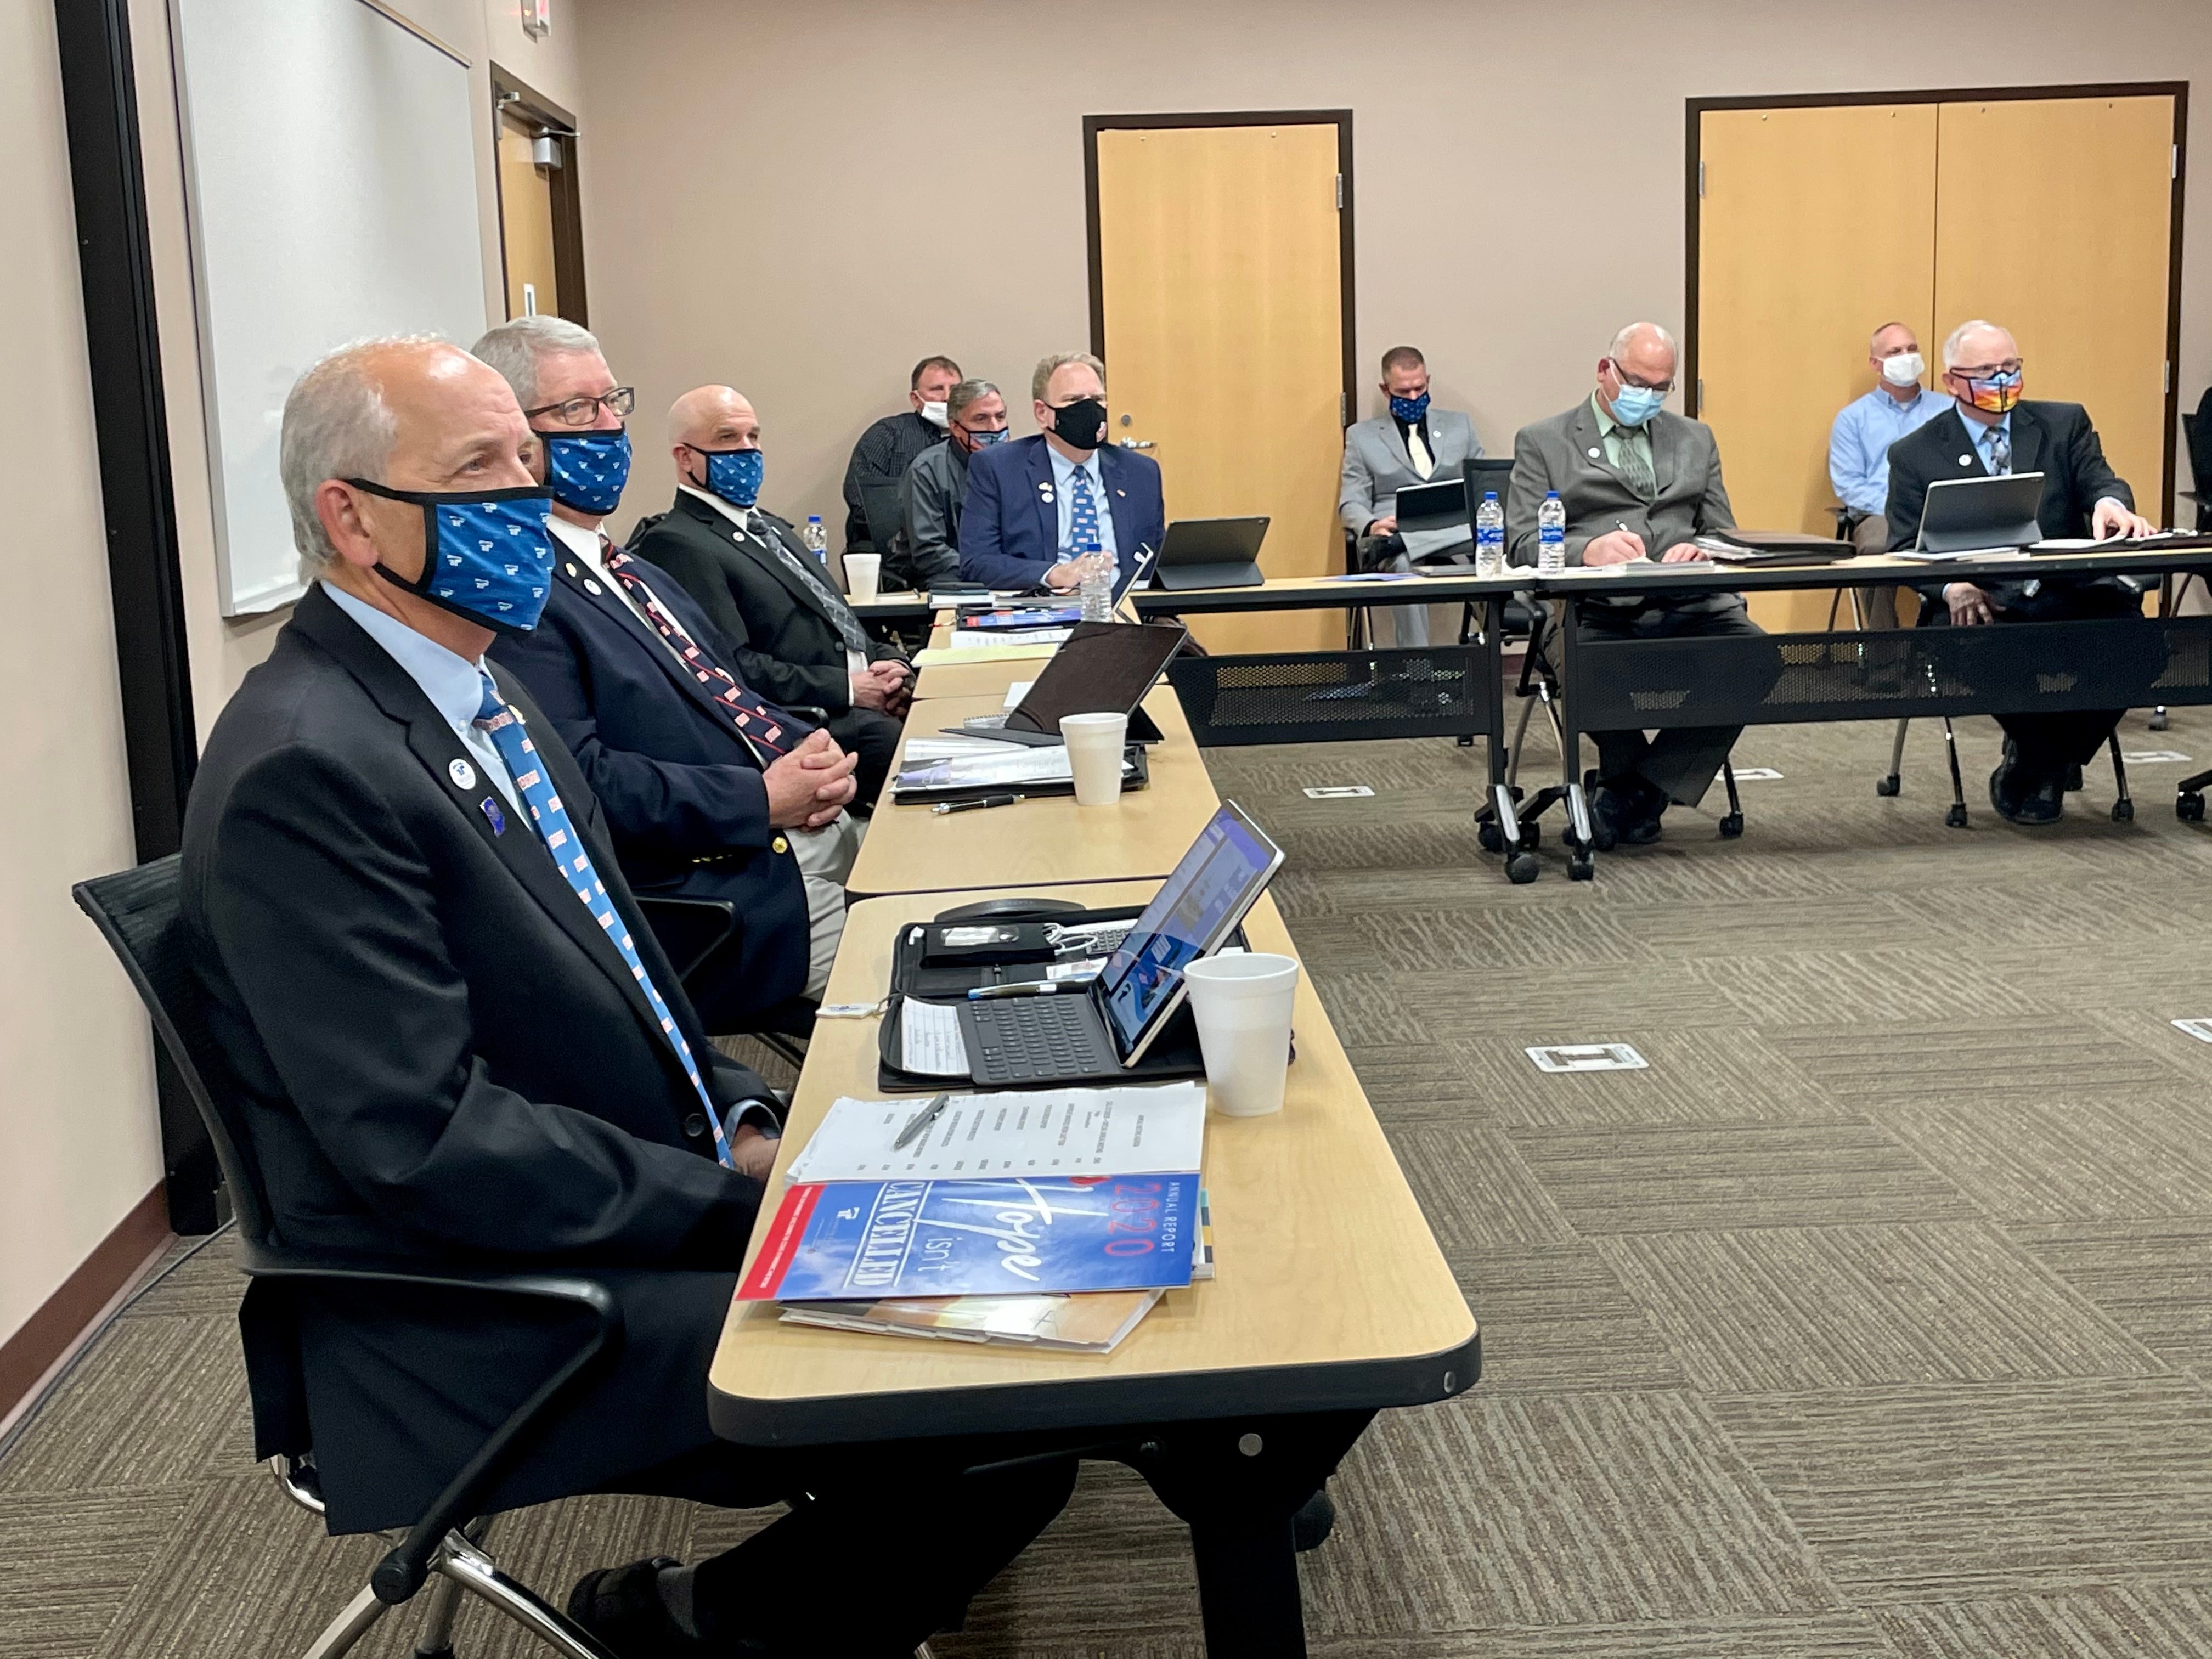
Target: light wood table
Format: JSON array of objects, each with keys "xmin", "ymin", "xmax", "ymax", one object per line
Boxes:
[
  {"xmin": 845, "ymin": 687, "xmax": 1223, "ymax": 900},
  {"xmin": 910, "ymin": 654, "xmax": 1043, "ymax": 702},
  {"xmin": 709, "ymin": 881, "xmax": 1479, "ymax": 1652}
]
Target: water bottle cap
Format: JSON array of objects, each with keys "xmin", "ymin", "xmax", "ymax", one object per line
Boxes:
[
  {"xmin": 1483, "ymin": 491, "xmax": 1498, "ymax": 501},
  {"xmin": 807, "ymin": 515, "xmax": 822, "ymax": 523},
  {"xmin": 1544, "ymin": 490, "xmax": 1560, "ymax": 500}
]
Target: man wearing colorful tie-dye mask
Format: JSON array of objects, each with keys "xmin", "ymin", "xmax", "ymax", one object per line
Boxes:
[{"xmin": 1886, "ymin": 320, "xmax": 2161, "ymax": 823}]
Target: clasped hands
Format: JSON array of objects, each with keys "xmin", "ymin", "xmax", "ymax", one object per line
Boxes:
[
  {"xmin": 848, "ymin": 657, "xmax": 915, "ymax": 715},
  {"xmin": 1044, "ymin": 549, "xmax": 1116, "ymax": 593},
  {"xmin": 1947, "ymin": 498, "xmax": 2157, "ymax": 627},
  {"xmin": 764, "ymin": 729, "xmax": 858, "ymax": 829}
]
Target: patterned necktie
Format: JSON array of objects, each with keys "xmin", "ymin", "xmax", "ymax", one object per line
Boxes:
[
  {"xmin": 738, "ymin": 511, "xmax": 872, "ymax": 654},
  {"xmin": 472, "ymin": 673, "xmax": 733, "ymax": 1170},
  {"xmin": 1066, "ymin": 466, "xmax": 1103, "ymax": 560},
  {"xmin": 1615, "ymin": 426, "xmax": 1656, "ymax": 499},
  {"xmin": 1987, "ymin": 425, "xmax": 2012, "ymax": 476},
  {"xmin": 602, "ymin": 549, "xmax": 795, "ymax": 759}
]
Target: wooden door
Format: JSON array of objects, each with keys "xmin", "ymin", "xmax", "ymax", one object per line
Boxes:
[
  {"xmin": 1697, "ymin": 104, "xmax": 1938, "ymax": 631},
  {"xmin": 1934, "ymin": 95, "xmax": 2176, "ymax": 518},
  {"xmin": 1094, "ymin": 121, "xmax": 1348, "ymax": 653},
  {"xmin": 498, "ymin": 109, "xmax": 559, "ymax": 319}
]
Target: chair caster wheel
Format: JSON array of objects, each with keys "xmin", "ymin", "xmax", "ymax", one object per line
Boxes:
[
  {"xmin": 2112, "ymin": 799, "xmax": 2134, "ymax": 822},
  {"xmin": 1719, "ymin": 812, "xmax": 1743, "ymax": 839},
  {"xmin": 1567, "ymin": 851, "xmax": 1594, "ymax": 882},
  {"xmin": 1455, "ymin": 734, "xmax": 1475, "ymax": 748},
  {"xmin": 2178, "ymin": 791, "xmax": 2204, "ymax": 822},
  {"xmin": 2064, "ymin": 764, "xmax": 2085, "ymax": 793},
  {"xmin": 1292, "ymin": 1488, "xmax": 1336, "ymax": 1553},
  {"xmin": 2150, "ymin": 712, "xmax": 2170, "ymax": 731},
  {"xmin": 1506, "ymin": 852, "xmax": 1540, "ymax": 884},
  {"xmin": 1945, "ymin": 804, "xmax": 1969, "ymax": 829},
  {"xmin": 1521, "ymin": 819, "xmax": 1542, "ymax": 850},
  {"xmin": 1477, "ymin": 820, "xmax": 1504, "ymax": 854},
  {"xmin": 1875, "ymin": 775, "xmax": 1901, "ymax": 797}
]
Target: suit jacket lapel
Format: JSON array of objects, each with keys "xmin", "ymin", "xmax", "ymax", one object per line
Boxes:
[
  {"xmin": 1568, "ymin": 403, "xmax": 1632, "ymax": 492},
  {"xmin": 551, "ymin": 556, "xmax": 757, "ymax": 743},
  {"xmin": 1380, "ymin": 416, "xmax": 1415, "ymax": 473},
  {"xmin": 1028, "ymin": 438, "xmax": 1058, "ymax": 554},
  {"xmin": 1650, "ymin": 413, "xmax": 1680, "ymax": 497},
  {"xmin": 731, "ymin": 510, "xmax": 835, "ymax": 621},
  {"xmin": 2007, "ymin": 406, "xmax": 2044, "ymax": 478}
]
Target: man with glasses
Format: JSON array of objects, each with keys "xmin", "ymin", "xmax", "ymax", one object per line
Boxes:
[
  {"xmin": 472, "ymin": 318, "xmax": 859, "ymax": 1017},
  {"xmin": 1506, "ymin": 321, "xmax": 1766, "ymax": 845},
  {"xmin": 895, "ymin": 377, "xmax": 1007, "ymax": 591},
  {"xmin": 1886, "ymin": 318, "xmax": 2157, "ymax": 824},
  {"xmin": 958, "ymin": 351, "xmax": 1166, "ymax": 592}
]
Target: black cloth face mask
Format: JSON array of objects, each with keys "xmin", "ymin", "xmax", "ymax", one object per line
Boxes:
[{"xmin": 1048, "ymin": 397, "xmax": 1109, "ymax": 452}]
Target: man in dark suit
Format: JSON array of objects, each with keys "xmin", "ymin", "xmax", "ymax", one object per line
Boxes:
[
  {"xmin": 957, "ymin": 351, "xmax": 1167, "ymax": 591},
  {"xmin": 471, "ymin": 318, "xmax": 857, "ymax": 1016},
  {"xmin": 631, "ymin": 385, "xmax": 912, "ymax": 809},
  {"xmin": 183, "ymin": 336, "xmax": 1074, "ymax": 1657},
  {"xmin": 1886, "ymin": 319, "xmax": 2157, "ymax": 825},
  {"xmin": 839, "ymin": 352, "xmax": 961, "ymax": 552},
  {"xmin": 1509, "ymin": 322, "xmax": 1769, "ymax": 843}
]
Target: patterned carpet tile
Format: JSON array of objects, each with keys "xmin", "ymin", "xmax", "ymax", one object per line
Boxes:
[
  {"xmin": 1444, "ymin": 1244, "xmax": 1689, "ymax": 1396},
  {"xmin": 1765, "ymin": 1018, "xmax": 2182, "ymax": 1102},
  {"xmin": 1708, "ymin": 1377, "xmax": 2212, "ymax": 1602},
  {"xmin": 1869, "ymin": 1094, "xmax": 2212, "ymax": 1223},
  {"xmin": 1601, "ymin": 892, "xmax": 1940, "ymax": 960},
  {"xmin": 1987, "ymin": 940, "xmax": 2212, "ymax": 1015},
  {"xmin": 1691, "ymin": 947, "xmax": 2047, "ymax": 1025},
  {"xmin": 1318, "ymin": 900, "xmax": 1661, "ymax": 972},
  {"xmin": 0, "ymin": 1487, "xmax": 198, "ymax": 1657},
  {"xmin": 1872, "ymin": 1584, "xmax": 2212, "ymax": 1659},
  {"xmin": 1300, "ymin": 1391, "xmax": 1843, "ymax": 1632},
  {"xmin": 1597, "ymin": 1223, "xmax": 2165, "ymax": 1393},
  {"xmin": 1908, "ymin": 877, "xmax": 2212, "ymax": 949},
  {"xmin": 1413, "ymin": 960, "xmax": 1755, "ymax": 1041},
  {"xmin": 1302, "ymin": 965, "xmax": 1436, "ymax": 1046},
  {"xmin": 1511, "ymin": 1118, "xmax": 1973, "ymax": 1235},
  {"xmin": 939, "ymin": 1614, "xmax": 1903, "ymax": 1659},
  {"xmin": 1457, "ymin": 1028, "xmax": 1836, "ymax": 1130},
  {"xmin": 1385, "ymin": 1122, "xmax": 1581, "ymax": 1252},
  {"xmin": 1338, "ymin": 1039, "xmax": 1495, "ymax": 1124},
  {"xmin": 2005, "ymin": 1217, "xmax": 2212, "ymax": 1374}
]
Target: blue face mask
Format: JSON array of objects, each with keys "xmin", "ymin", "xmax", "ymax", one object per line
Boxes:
[
  {"xmin": 1388, "ymin": 391, "xmax": 1430, "ymax": 425},
  {"xmin": 540, "ymin": 428, "xmax": 631, "ymax": 516},
  {"xmin": 963, "ymin": 426, "xmax": 1010, "ymax": 449},
  {"xmin": 351, "ymin": 479, "xmax": 556, "ymax": 634},
  {"xmin": 693, "ymin": 446, "xmax": 764, "ymax": 507},
  {"xmin": 1608, "ymin": 384, "xmax": 1667, "ymax": 427}
]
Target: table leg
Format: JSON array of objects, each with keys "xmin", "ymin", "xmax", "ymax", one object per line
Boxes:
[
  {"xmin": 1125, "ymin": 1409, "xmax": 1374, "ymax": 1659},
  {"xmin": 1556, "ymin": 604, "xmax": 1597, "ymax": 881}
]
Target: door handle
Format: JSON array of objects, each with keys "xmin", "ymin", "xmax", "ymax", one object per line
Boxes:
[{"xmin": 1117, "ymin": 438, "xmax": 1156, "ymax": 450}]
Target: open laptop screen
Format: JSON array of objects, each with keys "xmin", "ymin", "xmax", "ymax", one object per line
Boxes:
[{"xmin": 1098, "ymin": 803, "xmax": 1284, "ymax": 1060}]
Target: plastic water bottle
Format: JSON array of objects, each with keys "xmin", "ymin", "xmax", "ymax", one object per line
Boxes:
[
  {"xmin": 801, "ymin": 515, "xmax": 828, "ymax": 566},
  {"xmin": 1474, "ymin": 491, "xmax": 1505, "ymax": 579},
  {"xmin": 1537, "ymin": 491, "xmax": 1567, "ymax": 575},
  {"xmin": 1078, "ymin": 558, "xmax": 1115, "ymax": 623}
]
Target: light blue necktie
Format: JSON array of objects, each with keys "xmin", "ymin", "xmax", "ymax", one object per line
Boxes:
[
  {"xmin": 472, "ymin": 672, "xmax": 733, "ymax": 1169},
  {"xmin": 1987, "ymin": 425, "xmax": 2012, "ymax": 476},
  {"xmin": 1065, "ymin": 466, "xmax": 1102, "ymax": 561}
]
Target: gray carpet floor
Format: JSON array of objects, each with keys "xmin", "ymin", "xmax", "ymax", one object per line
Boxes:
[{"xmin": 7, "ymin": 708, "xmax": 2212, "ymax": 1658}]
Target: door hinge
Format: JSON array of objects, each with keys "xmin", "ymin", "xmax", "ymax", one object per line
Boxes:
[
  {"xmin": 2175, "ymin": 145, "xmax": 2181, "ymax": 181},
  {"xmin": 1334, "ymin": 173, "xmax": 1344, "ymax": 211},
  {"xmin": 1340, "ymin": 392, "xmax": 1348, "ymax": 425},
  {"xmin": 1697, "ymin": 160, "xmax": 1706, "ymax": 198},
  {"xmin": 2166, "ymin": 362, "xmax": 2175, "ymax": 394},
  {"xmin": 1697, "ymin": 377, "xmax": 1705, "ymax": 411}
]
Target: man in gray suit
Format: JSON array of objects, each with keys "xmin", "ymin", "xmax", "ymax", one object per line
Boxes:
[
  {"xmin": 1507, "ymin": 322, "xmax": 1764, "ymax": 844},
  {"xmin": 1340, "ymin": 345, "xmax": 1484, "ymax": 646}
]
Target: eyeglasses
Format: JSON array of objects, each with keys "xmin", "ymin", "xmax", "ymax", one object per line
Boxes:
[
  {"xmin": 524, "ymin": 386, "xmax": 636, "ymax": 426},
  {"xmin": 1950, "ymin": 360, "xmax": 2024, "ymax": 381},
  {"xmin": 1607, "ymin": 358, "xmax": 1675, "ymax": 394}
]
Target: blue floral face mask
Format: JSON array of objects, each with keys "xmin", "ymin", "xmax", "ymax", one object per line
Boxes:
[
  {"xmin": 540, "ymin": 428, "xmax": 632, "ymax": 516},
  {"xmin": 692, "ymin": 446, "xmax": 765, "ymax": 507},
  {"xmin": 349, "ymin": 479, "xmax": 555, "ymax": 634},
  {"xmin": 1388, "ymin": 391, "xmax": 1430, "ymax": 425}
]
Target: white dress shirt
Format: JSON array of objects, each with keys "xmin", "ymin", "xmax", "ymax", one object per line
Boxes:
[
  {"xmin": 1047, "ymin": 445, "xmax": 1119, "ymax": 563},
  {"xmin": 322, "ymin": 582, "xmax": 520, "ymax": 815},
  {"xmin": 548, "ymin": 514, "xmax": 654, "ymax": 631}
]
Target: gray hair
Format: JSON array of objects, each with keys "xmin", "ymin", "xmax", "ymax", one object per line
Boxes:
[
  {"xmin": 470, "ymin": 315, "xmax": 602, "ymax": 408},
  {"xmin": 946, "ymin": 377, "xmax": 1000, "ymax": 422},
  {"xmin": 1942, "ymin": 319, "xmax": 2012, "ymax": 369},
  {"xmin": 1608, "ymin": 321, "xmax": 1677, "ymax": 362},
  {"xmin": 1032, "ymin": 351, "xmax": 1105, "ymax": 404},
  {"xmin": 280, "ymin": 335, "xmax": 439, "ymax": 582}
]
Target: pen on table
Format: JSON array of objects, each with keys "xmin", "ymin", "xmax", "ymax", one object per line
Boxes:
[
  {"xmin": 966, "ymin": 981, "xmax": 1063, "ymax": 1001},
  {"xmin": 892, "ymin": 1092, "xmax": 950, "ymax": 1150},
  {"xmin": 932, "ymin": 794, "xmax": 1025, "ymax": 815}
]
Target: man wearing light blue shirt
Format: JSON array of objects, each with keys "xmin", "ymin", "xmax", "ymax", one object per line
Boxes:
[{"xmin": 1829, "ymin": 322, "xmax": 1948, "ymax": 626}]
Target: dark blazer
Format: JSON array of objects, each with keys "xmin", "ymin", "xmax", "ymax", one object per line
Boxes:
[
  {"xmin": 631, "ymin": 490, "xmax": 906, "ymax": 716},
  {"xmin": 1885, "ymin": 400, "xmax": 2135, "ymax": 613},
  {"xmin": 182, "ymin": 584, "xmax": 771, "ymax": 1533},
  {"xmin": 957, "ymin": 434, "xmax": 1167, "ymax": 590},
  {"xmin": 489, "ymin": 544, "xmax": 812, "ymax": 1015}
]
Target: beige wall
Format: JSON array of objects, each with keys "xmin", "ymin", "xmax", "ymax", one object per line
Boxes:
[
  {"xmin": 132, "ymin": 0, "xmax": 585, "ymax": 735},
  {"xmin": 0, "ymin": 0, "xmax": 165, "ymax": 1350},
  {"xmin": 573, "ymin": 0, "xmax": 2210, "ymax": 541}
]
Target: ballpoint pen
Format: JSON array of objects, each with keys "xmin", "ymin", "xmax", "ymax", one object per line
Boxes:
[
  {"xmin": 932, "ymin": 794, "xmax": 1024, "ymax": 815},
  {"xmin": 966, "ymin": 981, "xmax": 1063, "ymax": 1001},
  {"xmin": 892, "ymin": 1093, "xmax": 951, "ymax": 1150}
]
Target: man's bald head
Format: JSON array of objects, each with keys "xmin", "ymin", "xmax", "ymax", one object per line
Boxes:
[
  {"xmin": 669, "ymin": 386, "xmax": 757, "ymax": 449},
  {"xmin": 1942, "ymin": 320, "xmax": 2018, "ymax": 371}
]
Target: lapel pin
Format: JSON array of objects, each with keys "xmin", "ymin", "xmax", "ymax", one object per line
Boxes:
[
  {"xmin": 1116, "ymin": 488, "xmax": 1126, "ymax": 498},
  {"xmin": 584, "ymin": 578, "xmax": 603, "ymax": 595},
  {"xmin": 1959, "ymin": 455, "xmax": 1973, "ymax": 466},
  {"xmin": 479, "ymin": 795, "xmax": 506, "ymax": 835},
  {"xmin": 563, "ymin": 562, "xmax": 578, "ymax": 578},
  {"xmin": 1038, "ymin": 483, "xmax": 1054, "ymax": 502},
  {"xmin": 1588, "ymin": 447, "xmax": 1601, "ymax": 459},
  {"xmin": 448, "ymin": 758, "xmax": 477, "ymax": 790}
]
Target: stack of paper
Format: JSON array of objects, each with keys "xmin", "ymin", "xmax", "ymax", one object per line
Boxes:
[
  {"xmin": 894, "ymin": 738, "xmax": 1074, "ymax": 793},
  {"xmin": 948, "ymin": 627, "xmax": 1075, "ymax": 650},
  {"xmin": 784, "ymin": 1083, "xmax": 1207, "ymax": 1183}
]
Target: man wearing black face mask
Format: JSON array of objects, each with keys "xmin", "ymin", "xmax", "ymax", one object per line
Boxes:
[{"xmin": 958, "ymin": 351, "xmax": 1167, "ymax": 591}]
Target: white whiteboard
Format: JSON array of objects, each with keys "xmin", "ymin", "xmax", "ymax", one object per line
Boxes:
[{"xmin": 172, "ymin": 0, "xmax": 488, "ymax": 614}]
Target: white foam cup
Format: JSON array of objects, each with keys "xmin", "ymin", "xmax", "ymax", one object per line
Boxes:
[
  {"xmin": 843, "ymin": 552, "xmax": 882, "ymax": 603},
  {"xmin": 1059, "ymin": 710, "xmax": 1128, "ymax": 806},
  {"xmin": 1182, "ymin": 952, "xmax": 1300, "ymax": 1117}
]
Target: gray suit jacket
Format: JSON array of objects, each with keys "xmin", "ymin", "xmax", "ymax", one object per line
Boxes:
[{"xmin": 1339, "ymin": 408, "xmax": 1483, "ymax": 533}]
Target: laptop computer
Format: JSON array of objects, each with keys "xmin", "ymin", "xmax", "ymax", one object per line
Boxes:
[
  {"xmin": 1395, "ymin": 478, "xmax": 1470, "ymax": 539},
  {"xmin": 1150, "ymin": 516, "xmax": 1269, "ymax": 590},
  {"xmin": 1915, "ymin": 472, "xmax": 2046, "ymax": 554},
  {"xmin": 951, "ymin": 619, "xmax": 1188, "ymax": 747},
  {"xmin": 955, "ymin": 802, "xmax": 1285, "ymax": 1085}
]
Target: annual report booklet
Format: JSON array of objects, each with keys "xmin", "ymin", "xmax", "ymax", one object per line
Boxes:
[{"xmin": 740, "ymin": 1173, "xmax": 1201, "ymax": 1302}]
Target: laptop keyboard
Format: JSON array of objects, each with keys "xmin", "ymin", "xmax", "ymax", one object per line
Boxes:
[{"xmin": 968, "ymin": 997, "xmax": 1120, "ymax": 1083}]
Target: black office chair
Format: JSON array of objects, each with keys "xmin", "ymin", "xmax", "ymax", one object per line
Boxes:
[
  {"xmin": 860, "ymin": 482, "xmax": 909, "ymax": 580},
  {"xmin": 73, "ymin": 857, "xmax": 625, "ymax": 1659},
  {"xmin": 634, "ymin": 893, "xmax": 813, "ymax": 1069}
]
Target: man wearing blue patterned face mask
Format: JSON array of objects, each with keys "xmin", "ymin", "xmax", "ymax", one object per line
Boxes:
[{"xmin": 1339, "ymin": 345, "xmax": 1487, "ymax": 647}]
